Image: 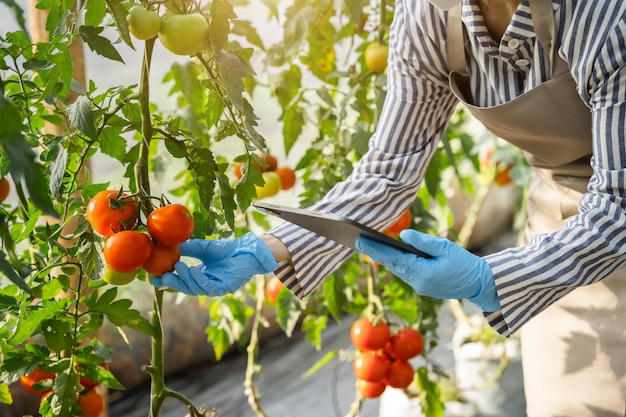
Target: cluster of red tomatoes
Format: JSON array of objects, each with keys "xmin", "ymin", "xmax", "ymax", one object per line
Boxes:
[
  {"xmin": 350, "ymin": 317, "xmax": 424, "ymax": 399},
  {"xmin": 234, "ymin": 153, "xmax": 297, "ymax": 200},
  {"xmin": 85, "ymin": 190, "xmax": 194, "ymax": 285},
  {"xmin": 20, "ymin": 364, "xmax": 108, "ymax": 417}
]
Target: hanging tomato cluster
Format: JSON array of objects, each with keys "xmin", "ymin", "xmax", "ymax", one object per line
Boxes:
[
  {"xmin": 85, "ymin": 189, "xmax": 194, "ymax": 285},
  {"xmin": 234, "ymin": 153, "xmax": 297, "ymax": 200},
  {"xmin": 20, "ymin": 364, "xmax": 108, "ymax": 417},
  {"xmin": 350, "ymin": 317, "xmax": 424, "ymax": 399}
]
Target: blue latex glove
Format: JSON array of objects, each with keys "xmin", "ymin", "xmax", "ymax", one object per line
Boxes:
[
  {"xmin": 152, "ymin": 233, "xmax": 279, "ymax": 296},
  {"xmin": 356, "ymin": 229, "xmax": 500, "ymax": 312}
]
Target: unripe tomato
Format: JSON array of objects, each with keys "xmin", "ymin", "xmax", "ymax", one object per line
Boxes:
[
  {"xmin": 103, "ymin": 266, "xmax": 138, "ymax": 285},
  {"xmin": 142, "ymin": 243, "xmax": 181, "ymax": 276},
  {"xmin": 20, "ymin": 368, "xmax": 55, "ymax": 395},
  {"xmin": 275, "ymin": 166, "xmax": 296, "ymax": 190},
  {"xmin": 127, "ymin": 5, "xmax": 161, "ymax": 40},
  {"xmin": 104, "ymin": 230, "xmax": 153, "ymax": 272},
  {"xmin": 255, "ymin": 172, "xmax": 282, "ymax": 199},
  {"xmin": 385, "ymin": 328, "xmax": 424, "ymax": 360},
  {"xmin": 0, "ymin": 177, "xmax": 10, "ymax": 202},
  {"xmin": 353, "ymin": 351, "xmax": 390, "ymax": 382},
  {"xmin": 76, "ymin": 389, "xmax": 105, "ymax": 417},
  {"xmin": 383, "ymin": 360, "xmax": 414, "ymax": 389},
  {"xmin": 364, "ymin": 42, "xmax": 389, "ymax": 74},
  {"xmin": 356, "ymin": 379, "xmax": 386, "ymax": 399},
  {"xmin": 350, "ymin": 317, "xmax": 390, "ymax": 351},
  {"xmin": 147, "ymin": 204, "xmax": 194, "ymax": 247},
  {"xmin": 265, "ymin": 276, "xmax": 284, "ymax": 305},
  {"xmin": 158, "ymin": 11, "xmax": 209, "ymax": 56},
  {"xmin": 86, "ymin": 190, "xmax": 138, "ymax": 236}
]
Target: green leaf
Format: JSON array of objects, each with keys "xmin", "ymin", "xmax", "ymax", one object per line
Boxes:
[
  {"xmin": 301, "ymin": 314, "xmax": 327, "ymax": 350},
  {"xmin": 276, "ymin": 292, "xmax": 304, "ymax": 337},
  {"xmin": 86, "ymin": 288, "xmax": 155, "ymax": 336},
  {"xmin": 209, "ymin": 0, "xmax": 236, "ymax": 51},
  {"xmin": 214, "ymin": 49, "xmax": 255, "ymax": 113},
  {"xmin": 84, "ymin": 0, "xmax": 107, "ymax": 27},
  {"xmin": 48, "ymin": 144, "xmax": 68, "ymax": 199},
  {"xmin": 8, "ymin": 300, "xmax": 69, "ymax": 345},
  {"xmin": 100, "ymin": 128, "xmax": 128, "ymax": 161},
  {"xmin": 68, "ymin": 95, "xmax": 97, "ymax": 140},
  {"xmin": 206, "ymin": 325, "xmax": 231, "ymax": 361},
  {"xmin": 204, "ymin": 90, "xmax": 223, "ymax": 129},
  {"xmin": 218, "ymin": 174, "xmax": 236, "ymax": 230},
  {"xmin": 0, "ymin": 251, "xmax": 33, "ymax": 296},
  {"xmin": 105, "ymin": 0, "xmax": 134, "ymax": 49},
  {"xmin": 0, "ymin": 383, "xmax": 12, "ymax": 405},
  {"xmin": 416, "ymin": 366, "xmax": 445, "ymax": 417},
  {"xmin": 302, "ymin": 350, "xmax": 337, "ymax": 377},
  {"xmin": 322, "ymin": 274, "xmax": 346, "ymax": 320},
  {"xmin": 78, "ymin": 25, "xmax": 125, "ymax": 63},
  {"xmin": 281, "ymin": 104, "xmax": 304, "ymax": 154},
  {"xmin": 283, "ymin": 2, "xmax": 315, "ymax": 56}
]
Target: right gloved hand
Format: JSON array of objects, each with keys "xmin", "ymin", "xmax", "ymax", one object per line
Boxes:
[{"xmin": 152, "ymin": 232, "xmax": 280, "ymax": 296}]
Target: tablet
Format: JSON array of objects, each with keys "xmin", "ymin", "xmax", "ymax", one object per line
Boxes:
[{"xmin": 252, "ymin": 201, "xmax": 430, "ymax": 258}]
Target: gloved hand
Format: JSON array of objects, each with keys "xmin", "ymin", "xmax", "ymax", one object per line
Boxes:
[
  {"xmin": 356, "ymin": 229, "xmax": 500, "ymax": 312},
  {"xmin": 152, "ymin": 233, "xmax": 280, "ymax": 296}
]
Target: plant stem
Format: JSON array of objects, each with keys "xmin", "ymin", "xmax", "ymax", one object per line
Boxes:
[
  {"xmin": 149, "ymin": 288, "xmax": 167, "ymax": 417},
  {"xmin": 244, "ymin": 274, "xmax": 269, "ymax": 417}
]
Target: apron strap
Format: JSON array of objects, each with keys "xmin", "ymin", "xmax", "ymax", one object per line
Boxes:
[{"xmin": 446, "ymin": 4, "xmax": 466, "ymax": 73}]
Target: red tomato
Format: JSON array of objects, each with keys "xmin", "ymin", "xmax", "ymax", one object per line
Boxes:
[
  {"xmin": 78, "ymin": 363, "xmax": 109, "ymax": 390},
  {"xmin": 0, "ymin": 177, "xmax": 10, "ymax": 202},
  {"xmin": 258, "ymin": 153, "xmax": 278, "ymax": 172},
  {"xmin": 384, "ymin": 209, "xmax": 411, "ymax": 237},
  {"xmin": 353, "ymin": 351, "xmax": 390, "ymax": 382},
  {"xmin": 20, "ymin": 368, "xmax": 55, "ymax": 395},
  {"xmin": 356, "ymin": 379, "xmax": 387, "ymax": 399},
  {"xmin": 385, "ymin": 328, "xmax": 424, "ymax": 360},
  {"xmin": 142, "ymin": 244, "xmax": 181, "ymax": 276},
  {"xmin": 265, "ymin": 276, "xmax": 284, "ymax": 305},
  {"xmin": 350, "ymin": 317, "xmax": 390, "ymax": 351},
  {"xmin": 76, "ymin": 389, "xmax": 105, "ymax": 417},
  {"xmin": 104, "ymin": 230, "xmax": 153, "ymax": 272},
  {"xmin": 275, "ymin": 166, "xmax": 296, "ymax": 190},
  {"xmin": 384, "ymin": 360, "xmax": 414, "ymax": 389},
  {"xmin": 86, "ymin": 190, "xmax": 138, "ymax": 236},
  {"xmin": 147, "ymin": 204, "xmax": 194, "ymax": 247}
]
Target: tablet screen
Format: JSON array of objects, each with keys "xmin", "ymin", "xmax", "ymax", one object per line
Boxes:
[{"xmin": 253, "ymin": 201, "xmax": 430, "ymax": 258}]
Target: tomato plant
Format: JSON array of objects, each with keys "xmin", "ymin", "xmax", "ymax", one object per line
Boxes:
[
  {"xmin": 146, "ymin": 204, "xmax": 194, "ymax": 247},
  {"xmin": 104, "ymin": 231, "xmax": 153, "ymax": 272},
  {"xmin": 86, "ymin": 190, "xmax": 139, "ymax": 236}
]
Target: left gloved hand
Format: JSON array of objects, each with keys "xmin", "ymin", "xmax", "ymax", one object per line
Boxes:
[
  {"xmin": 356, "ymin": 229, "xmax": 500, "ymax": 312},
  {"xmin": 152, "ymin": 233, "xmax": 279, "ymax": 296}
]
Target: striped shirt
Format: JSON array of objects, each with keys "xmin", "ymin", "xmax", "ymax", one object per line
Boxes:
[{"xmin": 269, "ymin": 0, "xmax": 626, "ymax": 336}]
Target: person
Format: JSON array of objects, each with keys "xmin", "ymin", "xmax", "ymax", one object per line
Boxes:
[{"xmin": 152, "ymin": 0, "xmax": 626, "ymax": 415}]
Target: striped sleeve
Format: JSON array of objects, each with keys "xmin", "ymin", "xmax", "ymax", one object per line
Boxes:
[
  {"xmin": 484, "ymin": 3, "xmax": 626, "ymax": 336},
  {"xmin": 268, "ymin": 0, "xmax": 459, "ymax": 298}
]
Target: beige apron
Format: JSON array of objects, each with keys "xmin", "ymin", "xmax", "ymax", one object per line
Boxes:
[{"xmin": 446, "ymin": 1, "xmax": 626, "ymax": 416}]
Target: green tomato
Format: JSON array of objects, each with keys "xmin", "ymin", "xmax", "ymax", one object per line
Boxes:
[
  {"xmin": 127, "ymin": 5, "xmax": 162, "ymax": 40},
  {"xmin": 103, "ymin": 266, "xmax": 139, "ymax": 286},
  {"xmin": 158, "ymin": 11, "xmax": 209, "ymax": 56}
]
